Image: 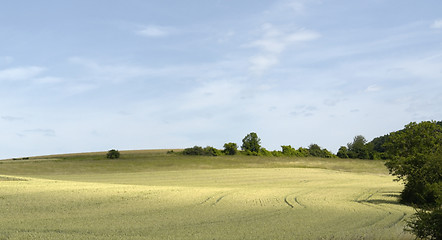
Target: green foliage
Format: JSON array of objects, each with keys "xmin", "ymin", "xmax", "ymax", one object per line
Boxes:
[
  {"xmin": 407, "ymin": 207, "xmax": 442, "ymax": 240},
  {"xmin": 308, "ymin": 144, "xmax": 323, "ymax": 157},
  {"xmin": 259, "ymin": 148, "xmax": 273, "ymax": 156},
  {"xmin": 347, "ymin": 135, "xmax": 369, "ymax": 159},
  {"xmin": 223, "ymin": 142, "xmax": 238, "ymax": 155},
  {"xmin": 297, "ymin": 147, "xmax": 310, "ymax": 157},
  {"xmin": 106, "ymin": 149, "xmax": 120, "ymax": 159},
  {"xmin": 281, "ymin": 145, "xmax": 298, "ymax": 156},
  {"xmin": 383, "ymin": 121, "xmax": 442, "ymax": 239},
  {"xmin": 337, "ymin": 146, "xmax": 349, "ymax": 158},
  {"xmin": 241, "ymin": 132, "xmax": 261, "ymax": 154},
  {"xmin": 183, "ymin": 146, "xmax": 205, "ymax": 155},
  {"xmin": 308, "ymin": 144, "xmax": 335, "ymax": 158},
  {"xmin": 384, "ymin": 121, "xmax": 442, "ymax": 186},
  {"xmin": 183, "ymin": 146, "xmax": 221, "ymax": 156},
  {"xmin": 203, "ymin": 146, "xmax": 222, "ymax": 156}
]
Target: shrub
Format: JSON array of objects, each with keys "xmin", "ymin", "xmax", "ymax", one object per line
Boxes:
[
  {"xmin": 183, "ymin": 146, "xmax": 205, "ymax": 155},
  {"xmin": 183, "ymin": 146, "xmax": 221, "ymax": 156},
  {"xmin": 407, "ymin": 207, "xmax": 442, "ymax": 240},
  {"xmin": 106, "ymin": 149, "xmax": 120, "ymax": 159},
  {"xmin": 281, "ymin": 145, "xmax": 298, "ymax": 156},
  {"xmin": 203, "ymin": 146, "xmax": 222, "ymax": 156},
  {"xmin": 223, "ymin": 142, "xmax": 238, "ymax": 155},
  {"xmin": 259, "ymin": 148, "xmax": 273, "ymax": 156}
]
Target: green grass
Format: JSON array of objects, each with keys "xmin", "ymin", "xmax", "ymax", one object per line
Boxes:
[{"xmin": 0, "ymin": 150, "xmax": 414, "ymax": 239}]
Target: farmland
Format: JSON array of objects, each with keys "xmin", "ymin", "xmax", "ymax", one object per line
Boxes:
[{"xmin": 0, "ymin": 150, "xmax": 414, "ymax": 239}]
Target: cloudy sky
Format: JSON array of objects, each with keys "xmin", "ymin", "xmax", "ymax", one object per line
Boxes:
[{"xmin": 1, "ymin": 0, "xmax": 441, "ymax": 159}]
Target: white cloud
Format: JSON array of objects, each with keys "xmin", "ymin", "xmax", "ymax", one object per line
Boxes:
[
  {"xmin": 430, "ymin": 19, "xmax": 442, "ymax": 29},
  {"xmin": 136, "ymin": 25, "xmax": 171, "ymax": 37},
  {"xmin": 0, "ymin": 66, "xmax": 45, "ymax": 81},
  {"xmin": 249, "ymin": 55, "xmax": 279, "ymax": 74},
  {"xmin": 365, "ymin": 84, "xmax": 381, "ymax": 92},
  {"xmin": 247, "ymin": 23, "xmax": 320, "ymax": 74}
]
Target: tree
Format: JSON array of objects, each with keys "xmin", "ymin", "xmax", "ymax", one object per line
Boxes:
[
  {"xmin": 183, "ymin": 146, "xmax": 204, "ymax": 155},
  {"xmin": 183, "ymin": 146, "xmax": 221, "ymax": 156},
  {"xmin": 281, "ymin": 145, "xmax": 298, "ymax": 156},
  {"xmin": 106, "ymin": 149, "xmax": 120, "ymax": 159},
  {"xmin": 308, "ymin": 144, "xmax": 323, "ymax": 157},
  {"xmin": 384, "ymin": 121, "xmax": 442, "ymax": 239},
  {"xmin": 203, "ymin": 146, "xmax": 222, "ymax": 156},
  {"xmin": 223, "ymin": 142, "xmax": 238, "ymax": 155},
  {"xmin": 241, "ymin": 132, "xmax": 261, "ymax": 154},
  {"xmin": 337, "ymin": 146, "xmax": 349, "ymax": 158},
  {"xmin": 347, "ymin": 135, "xmax": 369, "ymax": 159}
]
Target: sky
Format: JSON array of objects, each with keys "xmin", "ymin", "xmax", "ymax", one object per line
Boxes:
[{"xmin": 1, "ymin": 0, "xmax": 441, "ymax": 159}]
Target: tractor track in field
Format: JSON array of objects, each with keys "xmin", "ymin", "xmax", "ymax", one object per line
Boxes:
[{"xmin": 284, "ymin": 193, "xmax": 307, "ymax": 209}]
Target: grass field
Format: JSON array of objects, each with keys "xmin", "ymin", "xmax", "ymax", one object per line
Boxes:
[{"xmin": 0, "ymin": 150, "xmax": 415, "ymax": 239}]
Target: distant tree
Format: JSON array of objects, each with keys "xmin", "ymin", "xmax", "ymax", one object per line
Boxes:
[
  {"xmin": 183, "ymin": 146, "xmax": 204, "ymax": 155},
  {"xmin": 337, "ymin": 146, "xmax": 349, "ymax": 158},
  {"xmin": 347, "ymin": 135, "xmax": 369, "ymax": 159},
  {"xmin": 281, "ymin": 145, "xmax": 298, "ymax": 156},
  {"xmin": 308, "ymin": 144, "xmax": 323, "ymax": 157},
  {"xmin": 259, "ymin": 148, "xmax": 273, "ymax": 156},
  {"xmin": 297, "ymin": 147, "xmax": 310, "ymax": 157},
  {"xmin": 223, "ymin": 142, "xmax": 238, "ymax": 155},
  {"xmin": 183, "ymin": 146, "xmax": 221, "ymax": 156},
  {"xmin": 203, "ymin": 146, "xmax": 222, "ymax": 156},
  {"xmin": 106, "ymin": 149, "xmax": 120, "ymax": 159},
  {"xmin": 241, "ymin": 132, "xmax": 261, "ymax": 154}
]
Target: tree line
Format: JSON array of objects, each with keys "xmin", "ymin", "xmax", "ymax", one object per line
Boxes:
[{"xmin": 182, "ymin": 132, "xmax": 335, "ymax": 158}]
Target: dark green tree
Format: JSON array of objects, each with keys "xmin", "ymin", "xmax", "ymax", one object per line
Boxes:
[
  {"xmin": 223, "ymin": 142, "xmax": 238, "ymax": 155},
  {"xmin": 337, "ymin": 146, "xmax": 349, "ymax": 158},
  {"xmin": 183, "ymin": 146, "xmax": 204, "ymax": 155},
  {"xmin": 384, "ymin": 121, "xmax": 442, "ymax": 239},
  {"xmin": 106, "ymin": 149, "xmax": 120, "ymax": 159},
  {"xmin": 407, "ymin": 207, "xmax": 442, "ymax": 240},
  {"xmin": 203, "ymin": 146, "xmax": 222, "ymax": 156},
  {"xmin": 308, "ymin": 144, "xmax": 323, "ymax": 157},
  {"xmin": 347, "ymin": 135, "xmax": 369, "ymax": 159},
  {"xmin": 241, "ymin": 132, "xmax": 261, "ymax": 154}
]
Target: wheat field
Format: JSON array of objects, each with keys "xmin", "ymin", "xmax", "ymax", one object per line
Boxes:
[{"xmin": 0, "ymin": 152, "xmax": 414, "ymax": 239}]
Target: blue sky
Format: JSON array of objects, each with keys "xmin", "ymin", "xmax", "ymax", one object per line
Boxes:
[{"xmin": 1, "ymin": 0, "xmax": 441, "ymax": 159}]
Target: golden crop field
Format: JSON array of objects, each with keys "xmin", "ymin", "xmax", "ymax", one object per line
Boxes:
[{"xmin": 0, "ymin": 152, "xmax": 415, "ymax": 239}]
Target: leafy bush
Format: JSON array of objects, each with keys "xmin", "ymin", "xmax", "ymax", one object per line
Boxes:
[
  {"xmin": 106, "ymin": 149, "xmax": 120, "ymax": 159},
  {"xmin": 281, "ymin": 145, "xmax": 298, "ymax": 156},
  {"xmin": 203, "ymin": 146, "xmax": 222, "ymax": 156},
  {"xmin": 223, "ymin": 142, "xmax": 238, "ymax": 155},
  {"xmin": 259, "ymin": 148, "xmax": 273, "ymax": 156},
  {"xmin": 183, "ymin": 146, "xmax": 221, "ymax": 156},
  {"xmin": 183, "ymin": 146, "xmax": 205, "ymax": 155},
  {"xmin": 407, "ymin": 207, "xmax": 442, "ymax": 240}
]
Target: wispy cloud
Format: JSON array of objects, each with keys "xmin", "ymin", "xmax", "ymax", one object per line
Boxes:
[
  {"xmin": 136, "ymin": 25, "xmax": 172, "ymax": 37},
  {"xmin": 0, "ymin": 66, "xmax": 45, "ymax": 81},
  {"xmin": 430, "ymin": 19, "xmax": 442, "ymax": 29},
  {"xmin": 247, "ymin": 23, "xmax": 320, "ymax": 74},
  {"xmin": 365, "ymin": 84, "xmax": 381, "ymax": 92},
  {"xmin": 2, "ymin": 116, "xmax": 23, "ymax": 122},
  {"xmin": 23, "ymin": 129, "xmax": 56, "ymax": 137}
]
